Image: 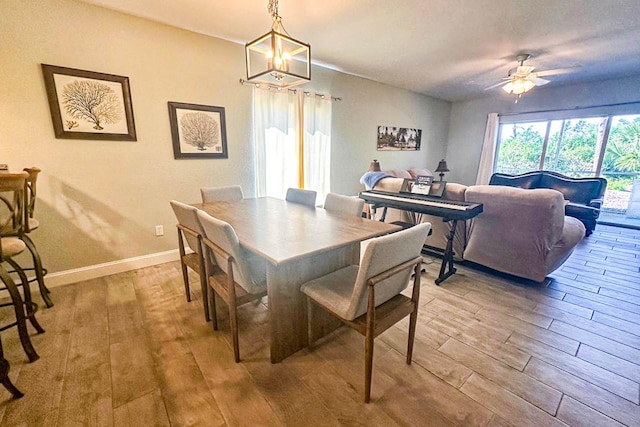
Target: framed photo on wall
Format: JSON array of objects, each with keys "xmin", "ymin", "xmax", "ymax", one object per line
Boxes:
[
  {"xmin": 376, "ymin": 126, "xmax": 422, "ymax": 151},
  {"xmin": 41, "ymin": 64, "xmax": 137, "ymax": 140},
  {"xmin": 168, "ymin": 102, "xmax": 228, "ymax": 159}
]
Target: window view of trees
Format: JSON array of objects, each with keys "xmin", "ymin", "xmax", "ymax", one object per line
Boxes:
[
  {"xmin": 495, "ymin": 114, "xmax": 640, "ymax": 214},
  {"xmin": 603, "ymin": 117, "xmax": 640, "ymax": 191}
]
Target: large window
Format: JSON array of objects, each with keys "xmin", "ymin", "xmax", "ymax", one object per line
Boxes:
[
  {"xmin": 495, "ymin": 114, "xmax": 640, "ymax": 215},
  {"xmin": 253, "ymin": 88, "xmax": 332, "ymax": 205}
]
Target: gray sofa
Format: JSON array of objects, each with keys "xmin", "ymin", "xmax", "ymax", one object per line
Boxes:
[{"xmin": 366, "ymin": 169, "xmax": 585, "ymax": 282}]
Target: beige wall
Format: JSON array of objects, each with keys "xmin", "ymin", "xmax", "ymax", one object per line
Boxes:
[{"xmin": 0, "ymin": 0, "xmax": 450, "ymax": 273}]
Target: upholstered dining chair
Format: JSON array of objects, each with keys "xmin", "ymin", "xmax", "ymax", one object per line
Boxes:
[
  {"xmin": 19, "ymin": 167, "xmax": 52, "ymax": 307},
  {"xmin": 170, "ymin": 200, "xmax": 210, "ymax": 321},
  {"xmin": 300, "ymin": 222, "xmax": 431, "ymax": 403},
  {"xmin": 285, "ymin": 188, "xmax": 317, "ymax": 207},
  {"xmin": 0, "ymin": 172, "xmax": 45, "ymax": 363},
  {"xmin": 200, "ymin": 185, "xmax": 244, "ymax": 203},
  {"xmin": 324, "ymin": 192, "xmax": 366, "ymax": 217},
  {"xmin": 196, "ymin": 210, "xmax": 268, "ymax": 363}
]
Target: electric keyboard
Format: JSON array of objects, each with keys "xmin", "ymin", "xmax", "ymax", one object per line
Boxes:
[{"xmin": 359, "ymin": 190, "xmax": 483, "ymax": 221}]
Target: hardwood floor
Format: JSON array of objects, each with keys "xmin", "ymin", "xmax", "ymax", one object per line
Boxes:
[{"xmin": 0, "ymin": 224, "xmax": 639, "ymax": 426}]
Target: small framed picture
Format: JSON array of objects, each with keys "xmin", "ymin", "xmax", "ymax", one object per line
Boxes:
[
  {"xmin": 429, "ymin": 181, "xmax": 447, "ymax": 197},
  {"xmin": 168, "ymin": 102, "xmax": 228, "ymax": 159},
  {"xmin": 41, "ymin": 64, "xmax": 137, "ymax": 140}
]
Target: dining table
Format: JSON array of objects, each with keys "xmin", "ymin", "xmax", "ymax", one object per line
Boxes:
[{"xmin": 193, "ymin": 197, "xmax": 400, "ymax": 363}]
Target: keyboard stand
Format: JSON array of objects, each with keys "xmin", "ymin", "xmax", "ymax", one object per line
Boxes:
[
  {"xmin": 366, "ymin": 200, "xmax": 480, "ymax": 285},
  {"xmin": 435, "ymin": 219, "xmax": 458, "ymax": 285}
]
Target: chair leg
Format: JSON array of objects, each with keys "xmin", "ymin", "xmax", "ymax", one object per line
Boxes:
[
  {"xmin": 0, "ymin": 267, "xmax": 39, "ymax": 363},
  {"xmin": 364, "ymin": 329, "xmax": 374, "ymax": 404},
  {"xmin": 179, "ymin": 260, "xmax": 191, "ymax": 302},
  {"xmin": 229, "ymin": 301, "xmax": 240, "ymax": 363},
  {"xmin": 199, "ymin": 268, "xmax": 209, "ymax": 322},
  {"xmin": 208, "ymin": 286, "xmax": 218, "ymax": 331},
  {"xmin": 407, "ymin": 303, "xmax": 418, "ymax": 365},
  {"xmin": 7, "ymin": 259, "xmax": 45, "ymax": 334},
  {"xmin": 22, "ymin": 234, "xmax": 53, "ymax": 308},
  {"xmin": 0, "ymin": 338, "xmax": 23, "ymax": 399}
]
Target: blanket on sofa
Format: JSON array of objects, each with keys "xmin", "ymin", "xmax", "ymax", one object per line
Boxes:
[{"xmin": 360, "ymin": 171, "xmax": 394, "ymax": 189}]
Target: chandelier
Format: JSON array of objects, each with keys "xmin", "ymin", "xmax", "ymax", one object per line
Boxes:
[{"xmin": 245, "ymin": 0, "xmax": 311, "ymax": 88}]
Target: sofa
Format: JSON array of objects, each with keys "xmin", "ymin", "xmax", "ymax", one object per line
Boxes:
[
  {"xmin": 489, "ymin": 171, "xmax": 607, "ymax": 235},
  {"xmin": 363, "ymin": 169, "xmax": 585, "ymax": 282}
]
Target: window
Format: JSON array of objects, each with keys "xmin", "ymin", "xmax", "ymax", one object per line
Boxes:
[
  {"xmin": 495, "ymin": 114, "xmax": 640, "ymax": 215},
  {"xmin": 253, "ymin": 88, "xmax": 332, "ymax": 204}
]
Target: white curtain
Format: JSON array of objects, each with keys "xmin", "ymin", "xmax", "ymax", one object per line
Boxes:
[
  {"xmin": 303, "ymin": 92, "xmax": 332, "ymax": 204},
  {"xmin": 254, "ymin": 87, "xmax": 332, "ymax": 204},
  {"xmin": 254, "ymin": 88, "xmax": 299, "ymax": 200},
  {"xmin": 475, "ymin": 113, "xmax": 500, "ymax": 185}
]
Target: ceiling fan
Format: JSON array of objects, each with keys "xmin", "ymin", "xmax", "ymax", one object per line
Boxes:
[{"xmin": 486, "ymin": 54, "xmax": 579, "ymax": 101}]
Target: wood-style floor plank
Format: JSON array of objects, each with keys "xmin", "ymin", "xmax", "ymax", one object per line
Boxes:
[{"xmin": 1, "ymin": 224, "xmax": 639, "ymax": 426}]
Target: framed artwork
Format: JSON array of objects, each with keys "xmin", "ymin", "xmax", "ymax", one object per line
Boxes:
[
  {"xmin": 41, "ymin": 64, "xmax": 137, "ymax": 140},
  {"xmin": 377, "ymin": 126, "xmax": 421, "ymax": 151},
  {"xmin": 168, "ymin": 102, "xmax": 228, "ymax": 159}
]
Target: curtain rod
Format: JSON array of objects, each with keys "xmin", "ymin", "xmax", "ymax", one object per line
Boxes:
[
  {"xmin": 239, "ymin": 79, "xmax": 342, "ymax": 101},
  {"xmin": 498, "ymin": 100, "xmax": 640, "ymax": 117}
]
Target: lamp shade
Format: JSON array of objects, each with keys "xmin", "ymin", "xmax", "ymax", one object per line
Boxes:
[
  {"xmin": 435, "ymin": 159, "xmax": 450, "ymax": 173},
  {"xmin": 369, "ymin": 160, "xmax": 381, "ymax": 172}
]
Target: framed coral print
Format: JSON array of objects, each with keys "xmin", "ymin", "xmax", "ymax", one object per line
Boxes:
[
  {"xmin": 41, "ymin": 64, "xmax": 137, "ymax": 140},
  {"xmin": 168, "ymin": 102, "xmax": 228, "ymax": 159}
]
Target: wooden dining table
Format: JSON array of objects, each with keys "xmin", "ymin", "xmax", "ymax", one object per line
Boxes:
[{"xmin": 193, "ymin": 197, "xmax": 400, "ymax": 362}]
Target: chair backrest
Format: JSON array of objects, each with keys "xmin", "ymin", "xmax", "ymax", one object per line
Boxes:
[
  {"xmin": 22, "ymin": 167, "xmax": 41, "ymax": 219},
  {"xmin": 200, "ymin": 185, "xmax": 244, "ymax": 203},
  {"xmin": 346, "ymin": 222, "xmax": 431, "ymax": 320},
  {"xmin": 196, "ymin": 210, "xmax": 265, "ymax": 294},
  {"xmin": 285, "ymin": 188, "xmax": 317, "ymax": 207},
  {"xmin": 324, "ymin": 192, "xmax": 365, "ymax": 217},
  {"xmin": 0, "ymin": 172, "xmax": 28, "ymax": 237},
  {"xmin": 170, "ymin": 200, "xmax": 205, "ymax": 254}
]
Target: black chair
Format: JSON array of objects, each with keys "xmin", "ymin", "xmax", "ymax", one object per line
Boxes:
[{"xmin": 0, "ymin": 172, "xmax": 45, "ymax": 363}]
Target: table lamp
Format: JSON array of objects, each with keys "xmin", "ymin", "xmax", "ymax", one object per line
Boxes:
[
  {"xmin": 369, "ymin": 160, "xmax": 381, "ymax": 172},
  {"xmin": 435, "ymin": 159, "xmax": 449, "ymax": 181}
]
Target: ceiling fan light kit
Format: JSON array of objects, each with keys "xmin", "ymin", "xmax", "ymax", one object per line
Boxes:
[
  {"xmin": 245, "ymin": 0, "xmax": 311, "ymax": 89},
  {"xmin": 488, "ymin": 53, "xmax": 578, "ymax": 102}
]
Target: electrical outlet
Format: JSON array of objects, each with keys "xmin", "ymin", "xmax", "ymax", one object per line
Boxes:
[{"xmin": 155, "ymin": 225, "xmax": 164, "ymax": 236}]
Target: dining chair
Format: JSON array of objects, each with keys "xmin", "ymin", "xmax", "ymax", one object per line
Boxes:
[
  {"xmin": 0, "ymin": 172, "xmax": 45, "ymax": 363},
  {"xmin": 169, "ymin": 200, "xmax": 210, "ymax": 321},
  {"xmin": 324, "ymin": 192, "xmax": 365, "ymax": 217},
  {"xmin": 300, "ymin": 222, "xmax": 431, "ymax": 403},
  {"xmin": 196, "ymin": 210, "xmax": 268, "ymax": 363},
  {"xmin": 19, "ymin": 167, "xmax": 53, "ymax": 307},
  {"xmin": 285, "ymin": 188, "xmax": 317, "ymax": 207},
  {"xmin": 200, "ymin": 185, "xmax": 244, "ymax": 203}
]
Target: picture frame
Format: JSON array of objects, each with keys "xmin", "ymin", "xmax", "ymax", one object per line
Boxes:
[
  {"xmin": 41, "ymin": 64, "xmax": 136, "ymax": 140},
  {"xmin": 168, "ymin": 102, "xmax": 228, "ymax": 159},
  {"xmin": 377, "ymin": 126, "xmax": 422, "ymax": 151}
]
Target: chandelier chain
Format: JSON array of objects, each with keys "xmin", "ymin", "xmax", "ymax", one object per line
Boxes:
[{"xmin": 268, "ymin": 0, "xmax": 280, "ymax": 21}]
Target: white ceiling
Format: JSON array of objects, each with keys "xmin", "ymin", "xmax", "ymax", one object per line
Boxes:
[{"xmin": 79, "ymin": 0, "xmax": 640, "ymax": 102}]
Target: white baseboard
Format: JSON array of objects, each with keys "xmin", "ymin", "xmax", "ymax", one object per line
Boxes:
[{"xmin": 45, "ymin": 250, "xmax": 180, "ymax": 288}]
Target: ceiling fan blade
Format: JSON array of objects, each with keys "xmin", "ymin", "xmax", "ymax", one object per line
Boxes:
[
  {"xmin": 531, "ymin": 77, "xmax": 550, "ymax": 86},
  {"xmin": 534, "ymin": 66, "xmax": 581, "ymax": 77},
  {"xmin": 484, "ymin": 81, "xmax": 508, "ymax": 90}
]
